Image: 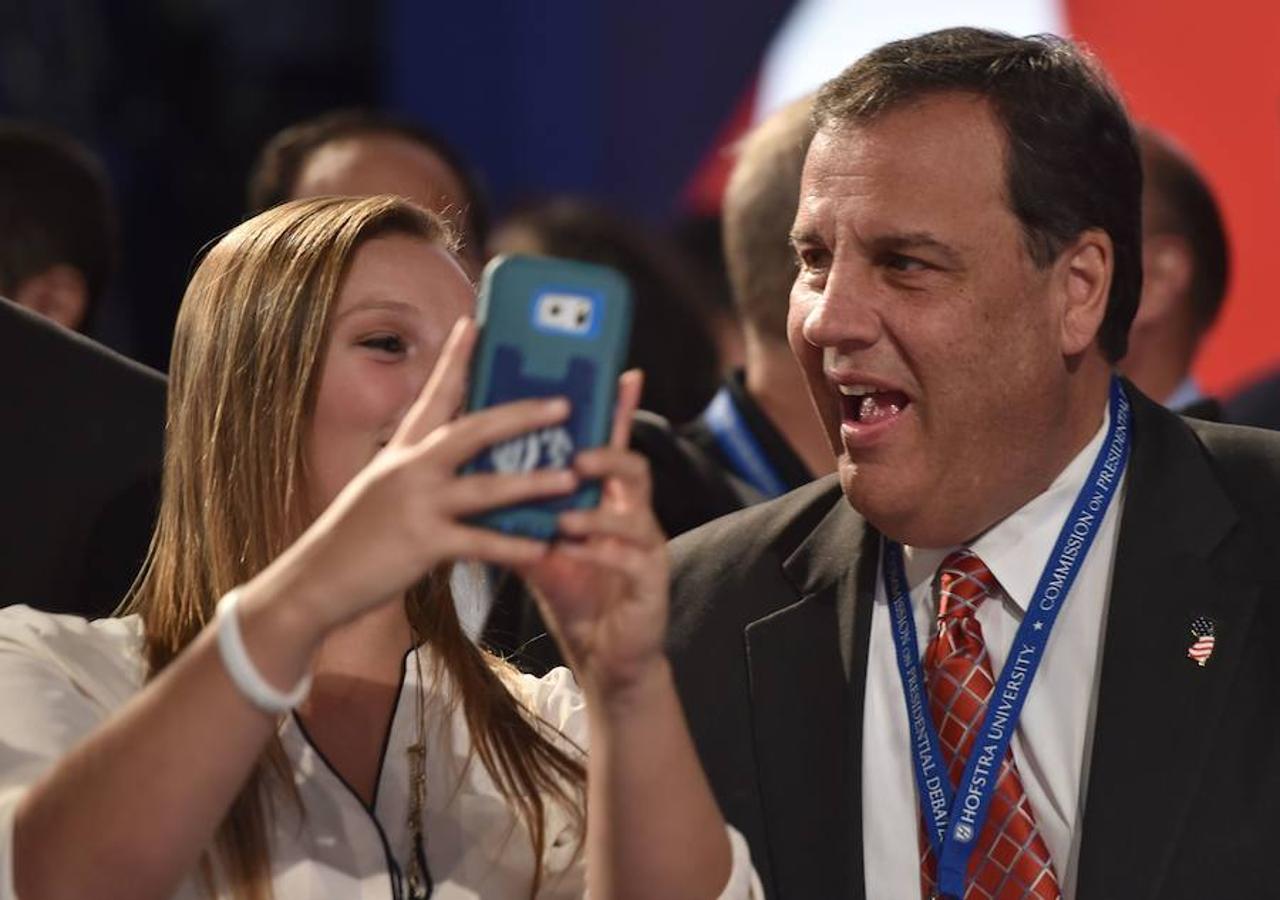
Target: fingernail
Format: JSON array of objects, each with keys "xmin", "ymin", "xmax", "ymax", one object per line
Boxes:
[{"xmin": 546, "ymin": 397, "xmax": 570, "ymax": 415}]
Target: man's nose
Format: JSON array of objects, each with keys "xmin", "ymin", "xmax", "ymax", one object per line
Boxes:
[{"xmin": 800, "ymin": 263, "xmax": 883, "ymax": 350}]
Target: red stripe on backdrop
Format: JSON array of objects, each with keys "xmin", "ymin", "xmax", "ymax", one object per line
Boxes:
[
  {"xmin": 1068, "ymin": 0, "xmax": 1280, "ymax": 394},
  {"xmin": 682, "ymin": 79, "xmax": 760, "ymax": 218}
]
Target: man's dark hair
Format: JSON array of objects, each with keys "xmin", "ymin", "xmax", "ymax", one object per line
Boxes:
[
  {"xmin": 0, "ymin": 121, "xmax": 118, "ymax": 331},
  {"xmin": 813, "ymin": 27, "xmax": 1143, "ymax": 362},
  {"xmin": 246, "ymin": 109, "xmax": 489, "ymax": 252},
  {"xmin": 1137, "ymin": 126, "xmax": 1229, "ymax": 334}
]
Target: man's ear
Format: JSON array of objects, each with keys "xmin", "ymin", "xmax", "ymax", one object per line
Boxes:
[
  {"xmin": 1055, "ymin": 228, "xmax": 1112, "ymax": 357},
  {"xmin": 12, "ymin": 264, "xmax": 88, "ymax": 331}
]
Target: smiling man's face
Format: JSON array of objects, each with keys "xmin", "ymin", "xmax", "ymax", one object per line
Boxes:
[{"xmin": 788, "ymin": 92, "xmax": 1078, "ymax": 548}]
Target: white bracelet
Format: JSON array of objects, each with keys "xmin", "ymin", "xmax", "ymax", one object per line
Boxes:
[{"xmin": 215, "ymin": 588, "xmax": 312, "ymax": 714}]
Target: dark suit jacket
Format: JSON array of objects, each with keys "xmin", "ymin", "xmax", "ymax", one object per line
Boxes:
[
  {"xmin": 1225, "ymin": 366, "xmax": 1280, "ymax": 431},
  {"xmin": 1176, "ymin": 395, "xmax": 1221, "ymax": 423},
  {"xmin": 667, "ymin": 389, "xmax": 1280, "ymax": 899},
  {"xmin": 0, "ymin": 297, "xmax": 165, "ymax": 618}
]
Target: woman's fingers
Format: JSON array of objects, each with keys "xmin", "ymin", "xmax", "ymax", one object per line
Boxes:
[
  {"xmin": 438, "ymin": 523, "xmax": 550, "ymax": 568},
  {"xmin": 418, "ymin": 395, "xmax": 570, "ymax": 470},
  {"xmin": 573, "ymin": 446, "xmax": 652, "ymax": 508},
  {"xmin": 441, "ymin": 468, "xmax": 577, "ymax": 515},
  {"xmin": 394, "ymin": 317, "xmax": 476, "ymax": 446},
  {"xmin": 552, "ymin": 539, "xmax": 654, "ymax": 582},
  {"xmin": 609, "ymin": 369, "xmax": 644, "ymax": 450},
  {"xmin": 558, "ymin": 505, "xmax": 662, "ymax": 546}
]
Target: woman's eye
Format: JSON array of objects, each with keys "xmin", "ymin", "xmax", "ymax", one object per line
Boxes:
[{"xmin": 360, "ymin": 334, "xmax": 406, "ymax": 354}]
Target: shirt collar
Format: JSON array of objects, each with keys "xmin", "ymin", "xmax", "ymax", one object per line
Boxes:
[
  {"xmin": 1164, "ymin": 376, "xmax": 1205, "ymax": 412},
  {"xmin": 901, "ymin": 405, "xmax": 1112, "ymax": 614},
  {"xmin": 721, "ymin": 370, "xmax": 816, "ymax": 489}
]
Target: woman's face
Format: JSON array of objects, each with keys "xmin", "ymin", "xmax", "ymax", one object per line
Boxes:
[{"xmin": 306, "ymin": 233, "xmax": 474, "ymax": 515}]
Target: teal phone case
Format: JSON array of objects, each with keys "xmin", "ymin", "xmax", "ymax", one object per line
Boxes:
[{"xmin": 464, "ymin": 254, "xmax": 633, "ymax": 540}]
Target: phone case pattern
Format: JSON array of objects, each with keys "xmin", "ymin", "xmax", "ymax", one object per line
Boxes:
[{"xmin": 465, "ymin": 255, "xmax": 632, "ymax": 541}]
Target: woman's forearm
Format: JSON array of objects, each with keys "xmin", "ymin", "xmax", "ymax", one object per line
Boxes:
[
  {"xmin": 585, "ymin": 658, "xmax": 731, "ymax": 900},
  {"xmin": 12, "ymin": 571, "xmax": 327, "ymax": 900}
]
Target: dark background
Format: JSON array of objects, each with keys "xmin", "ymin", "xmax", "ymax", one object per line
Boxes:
[
  {"xmin": 5, "ymin": 0, "xmax": 1280, "ymax": 394},
  {"xmin": 0, "ymin": 0, "xmax": 790, "ymax": 371}
]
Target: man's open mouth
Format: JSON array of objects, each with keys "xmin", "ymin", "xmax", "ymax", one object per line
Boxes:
[{"xmin": 837, "ymin": 384, "xmax": 910, "ymax": 425}]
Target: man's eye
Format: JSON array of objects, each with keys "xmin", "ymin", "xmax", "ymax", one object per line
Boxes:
[
  {"xmin": 360, "ymin": 334, "xmax": 406, "ymax": 354},
  {"xmin": 798, "ymin": 247, "xmax": 830, "ymax": 271},
  {"xmin": 885, "ymin": 254, "xmax": 927, "ymax": 272}
]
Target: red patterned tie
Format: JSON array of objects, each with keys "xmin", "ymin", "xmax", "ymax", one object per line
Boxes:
[{"xmin": 918, "ymin": 550, "xmax": 1061, "ymax": 900}]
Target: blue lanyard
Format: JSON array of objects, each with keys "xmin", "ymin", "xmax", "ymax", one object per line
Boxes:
[
  {"xmin": 701, "ymin": 386, "xmax": 789, "ymax": 499},
  {"xmin": 884, "ymin": 378, "xmax": 1131, "ymax": 898}
]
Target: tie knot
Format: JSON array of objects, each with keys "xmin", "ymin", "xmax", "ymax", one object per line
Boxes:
[{"xmin": 936, "ymin": 549, "xmax": 999, "ymax": 622}]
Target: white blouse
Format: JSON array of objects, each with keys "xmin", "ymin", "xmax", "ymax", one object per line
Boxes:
[{"xmin": 0, "ymin": 606, "xmax": 761, "ymax": 899}]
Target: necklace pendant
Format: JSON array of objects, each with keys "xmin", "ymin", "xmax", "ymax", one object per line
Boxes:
[{"xmin": 406, "ymin": 874, "xmax": 432, "ymax": 900}]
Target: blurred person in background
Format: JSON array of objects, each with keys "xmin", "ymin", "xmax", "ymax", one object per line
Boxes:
[
  {"xmin": 489, "ymin": 198, "xmax": 721, "ymax": 426},
  {"xmin": 247, "ymin": 109, "xmax": 489, "ymax": 274},
  {"xmin": 683, "ymin": 95, "xmax": 833, "ymax": 502},
  {"xmin": 670, "ymin": 214, "xmax": 746, "ymax": 374},
  {"xmin": 1118, "ymin": 125, "xmax": 1229, "ymax": 420},
  {"xmin": 0, "ymin": 121, "xmax": 118, "ymax": 334},
  {"xmin": 0, "ymin": 121, "xmax": 158, "ymax": 621},
  {"xmin": 1, "ymin": 195, "xmax": 760, "ymax": 900}
]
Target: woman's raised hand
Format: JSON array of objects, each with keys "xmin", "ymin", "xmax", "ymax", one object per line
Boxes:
[
  {"xmin": 520, "ymin": 370, "xmax": 671, "ymax": 699},
  {"xmin": 278, "ymin": 317, "xmax": 576, "ymax": 631}
]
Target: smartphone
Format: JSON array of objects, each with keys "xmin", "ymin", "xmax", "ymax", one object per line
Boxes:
[{"xmin": 464, "ymin": 254, "xmax": 633, "ymax": 540}]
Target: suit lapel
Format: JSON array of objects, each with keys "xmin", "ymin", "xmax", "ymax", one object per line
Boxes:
[
  {"xmin": 1076, "ymin": 392, "xmax": 1260, "ymax": 898},
  {"xmin": 744, "ymin": 499, "xmax": 877, "ymax": 898}
]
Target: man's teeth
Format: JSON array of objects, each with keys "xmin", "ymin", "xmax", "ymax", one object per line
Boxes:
[
  {"xmin": 837, "ymin": 384, "xmax": 879, "ymax": 397},
  {"xmin": 835, "ymin": 383, "xmax": 906, "ymax": 423}
]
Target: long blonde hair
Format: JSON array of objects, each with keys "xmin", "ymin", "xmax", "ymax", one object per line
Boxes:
[{"xmin": 124, "ymin": 195, "xmax": 585, "ymax": 898}]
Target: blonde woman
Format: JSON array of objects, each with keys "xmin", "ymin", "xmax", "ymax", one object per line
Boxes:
[{"xmin": 0, "ymin": 196, "xmax": 759, "ymax": 900}]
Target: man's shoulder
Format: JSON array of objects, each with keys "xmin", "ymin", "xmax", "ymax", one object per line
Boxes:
[
  {"xmin": 670, "ymin": 473, "xmax": 845, "ymax": 570},
  {"xmin": 1182, "ymin": 416, "xmax": 1280, "ymax": 526},
  {"xmin": 666, "ymin": 475, "xmax": 848, "ymax": 645},
  {"xmin": 1185, "ymin": 415, "xmax": 1280, "ymax": 469}
]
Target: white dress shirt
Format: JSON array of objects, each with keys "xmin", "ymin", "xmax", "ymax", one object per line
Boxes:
[
  {"xmin": 863, "ymin": 410, "xmax": 1127, "ymax": 900},
  {"xmin": 0, "ymin": 605, "xmax": 762, "ymax": 899}
]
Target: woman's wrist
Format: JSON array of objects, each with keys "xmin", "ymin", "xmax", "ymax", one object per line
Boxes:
[
  {"xmin": 584, "ymin": 653, "xmax": 676, "ymax": 721},
  {"xmin": 215, "ymin": 589, "xmax": 313, "ymax": 713},
  {"xmin": 228, "ymin": 565, "xmax": 334, "ymax": 699},
  {"xmin": 245, "ymin": 522, "xmax": 370, "ymax": 637}
]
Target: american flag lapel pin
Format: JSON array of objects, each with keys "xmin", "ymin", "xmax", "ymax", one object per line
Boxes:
[{"xmin": 1187, "ymin": 616, "xmax": 1216, "ymax": 667}]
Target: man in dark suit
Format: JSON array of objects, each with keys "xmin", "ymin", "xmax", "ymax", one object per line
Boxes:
[{"xmin": 667, "ymin": 28, "xmax": 1280, "ymax": 900}]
